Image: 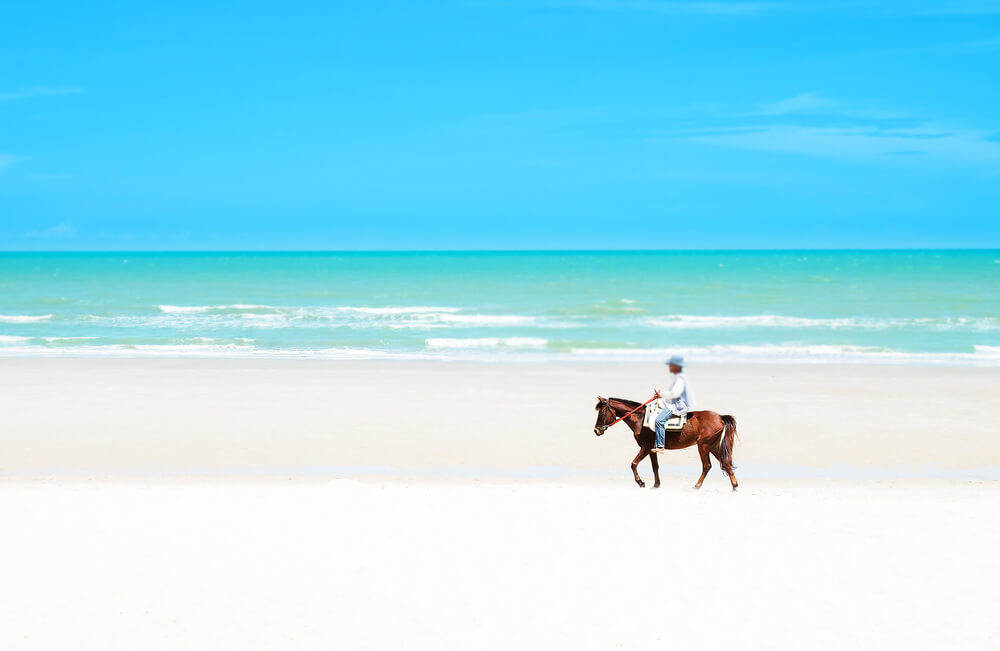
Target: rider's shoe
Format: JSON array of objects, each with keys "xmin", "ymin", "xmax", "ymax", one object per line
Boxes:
[{"xmin": 651, "ymin": 447, "xmax": 666, "ymax": 454}]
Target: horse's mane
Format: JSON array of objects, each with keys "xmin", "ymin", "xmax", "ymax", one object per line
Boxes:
[{"xmin": 610, "ymin": 397, "xmax": 641, "ymax": 409}]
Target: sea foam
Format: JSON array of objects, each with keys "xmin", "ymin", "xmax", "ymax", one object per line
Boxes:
[
  {"xmin": 157, "ymin": 304, "xmax": 279, "ymax": 314},
  {"xmin": 0, "ymin": 341, "xmax": 997, "ymax": 365},
  {"xmin": 568, "ymin": 344, "xmax": 1000, "ymax": 365},
  {"xmin": 426, "ymin": 337, "xmax": 548, "ymax": 349},
  {"xmin": 645, "ymin": 315, "xmax": 1000, "ymax": 331},
  {"xmin": 120, "ymin": 306, "xmax": 545, "ymax": 331},
  {"xmin": 330, "ymin": 306, "xmax": 462, "ymax": 315},
  {"xmin": 0, "ymin": 314, "xmax": 53, "ymax": 323}
]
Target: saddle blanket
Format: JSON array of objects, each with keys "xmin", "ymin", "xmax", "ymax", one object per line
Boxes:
[{"xmin": 643, "ymin": 399, "xmax": 687, "ymax": 431}]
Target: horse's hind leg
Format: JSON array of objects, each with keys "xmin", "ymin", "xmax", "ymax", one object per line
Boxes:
[
  {"xmin": 693, "ymin": 443, "xmax": 712, "ymax": 490},
  {"xmin": 711, "ymin": 445, "xmax": 738, "ymax": 492},
  {"xmin": 649, "ymin": 449, "xmax": 661, "ymax": 489},
  {"xmin": 631, "ymin": 448, "xmax": 649, "ymax": 488}
]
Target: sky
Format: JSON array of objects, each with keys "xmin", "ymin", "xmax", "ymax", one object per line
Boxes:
[{"xmin": 1, "ymin": 0, "xmax": 999, "ymax": 250}]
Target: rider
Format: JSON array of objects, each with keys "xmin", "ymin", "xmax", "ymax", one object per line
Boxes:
[{"xmin": 652, "ymin": 355, "xmax": 694, "ymax": 454}]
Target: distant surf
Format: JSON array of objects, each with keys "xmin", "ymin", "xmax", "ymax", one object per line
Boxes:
[{"xmin": 1, "ymin": 251, "xmax": 997, "ymax": 365}]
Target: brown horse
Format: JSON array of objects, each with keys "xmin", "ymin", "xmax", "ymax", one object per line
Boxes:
[{"xmin": 593, "ymin": 396, "xmax": 739, "ymax": 490}]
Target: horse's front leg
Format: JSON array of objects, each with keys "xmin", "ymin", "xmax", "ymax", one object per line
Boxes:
[
  {"xmin": 630, "ymin": 448, "xmax": 650, "ymax": 488},
  {"xmin": 649, "ymin": 448, "xmax": 661, "ymax": 489}
]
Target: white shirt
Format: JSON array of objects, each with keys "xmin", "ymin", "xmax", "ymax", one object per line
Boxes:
[{"xmin": 657, "ymin": 373, "xmax": 685, "ymax": 401}]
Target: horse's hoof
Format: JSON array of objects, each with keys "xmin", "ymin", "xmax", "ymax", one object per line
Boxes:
[
  {"xmin": 652, "ymin": 483, "xmax": 660, "ymax": 489},
  {"xmin": 637, "ymin": 481, "xmax": 645, "ymax": 488},
  {"xmin": 692, "ymin": 485, "xmax": 702, "ymax": 490}
]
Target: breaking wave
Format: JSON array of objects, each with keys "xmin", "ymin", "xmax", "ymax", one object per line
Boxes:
[
  {"xmin": 645, "ymin": 315, "xmax": 1000, "ymax": 331},
  {"xmin": 426, "ymin": 337, "xmax": 548, "ymax": 349},
  {"xmin": 2, "ymin": 304, "xmax": 997, "ymax": 365},
  {"xmin": 568, "ymin": 344, "xmax": 1000, "ymax": 365},
  {"xmin": 0, "ymin": 314, "xmax": 53, "ymax": 323},
  {"xmin": 66, "ymin": 308, "xmax": 1000, "ymax": 334},
  {"xmin": 157, "ymin": 304, "xmax": 280, "ymax": 314},
  {"xmin": 0, "ymin": 341, "xmax": 997, "ymax": 365},
  {"xmin": 83, "ymin": 305, "xmax": 547, "ymax": 330}
]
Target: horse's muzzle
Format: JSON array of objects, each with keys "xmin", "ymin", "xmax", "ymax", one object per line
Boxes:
[{"xmin": 594, "ymin": 427, "xmax": 606, "ymax": 436}]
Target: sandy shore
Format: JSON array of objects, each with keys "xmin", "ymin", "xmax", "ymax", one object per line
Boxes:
[
  {"xmin": 1, "ymin": 358, "xmax": 998, "ymax": 479},
  {"xmin": 1, "ymin": 359, "xmax": 998, "ymax": 648}
]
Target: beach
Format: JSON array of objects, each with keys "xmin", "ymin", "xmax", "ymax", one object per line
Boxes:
[
  {"xmin": 2, "ymin": 478, "xmax": 997, "ymax": 650},
  {"xmin": 3, "ymin": 358, "xmax": 998, "ymax": 476},
  {"xmin": 2, "ymin": 359, "xmax": 998, "ymax": 649}
]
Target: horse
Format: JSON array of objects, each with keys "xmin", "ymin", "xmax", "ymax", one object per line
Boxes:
[{"xmin": 593, "ymin": 396, "xmax": 739, "ymax": 491}]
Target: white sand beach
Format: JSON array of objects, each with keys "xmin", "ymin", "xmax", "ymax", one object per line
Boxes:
[
  {"xmin": 3, "ymin": 358, "xmax": 1000, "ymax": 475},
  {"xmin": 1, "ymin": 359, "xmax": 998, "ymax": 649}
]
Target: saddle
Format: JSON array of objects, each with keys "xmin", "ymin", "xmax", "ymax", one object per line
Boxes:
[
  {"xmin": 664, "ymin": 413, "xmax": 688, "ymax": 431},
  {"xmin": 643, "ymin": 399, "xmax": 688, "ymax": 431}
]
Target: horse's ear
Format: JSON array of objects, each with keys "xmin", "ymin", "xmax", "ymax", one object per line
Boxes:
[{"xmin": 597, "ymin": 395, "xmax": 605, "ymax": 402}]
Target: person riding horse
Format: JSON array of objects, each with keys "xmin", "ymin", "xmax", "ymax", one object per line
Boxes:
[
  {"xmin": 651, "ymin": 355, "xmax": 695, "ymax": 454},
  {"xmin": 593, "ymin": 354, "xmax": 736, "ymax": 489}
]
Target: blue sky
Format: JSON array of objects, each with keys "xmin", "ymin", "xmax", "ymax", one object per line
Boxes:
[{"xmin": 1, "ymin": 1, "xmax": 999, "ymax": 250}]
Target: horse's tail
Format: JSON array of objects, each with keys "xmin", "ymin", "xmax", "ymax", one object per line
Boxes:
[{"xmin": 719, "ymin": 415, "xmax": 738, "ymax": 471}]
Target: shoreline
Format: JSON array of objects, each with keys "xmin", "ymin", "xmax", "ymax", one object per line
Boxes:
[{"xmin": 1, "ymin": 348, "xmax": 999, "ymax": 366}]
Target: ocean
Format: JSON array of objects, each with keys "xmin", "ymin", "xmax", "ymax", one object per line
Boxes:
[{"xmin": 1, "ymin": 251, "xmax": 998, "ymax": 365}]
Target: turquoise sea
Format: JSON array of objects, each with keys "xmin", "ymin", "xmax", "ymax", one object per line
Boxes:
[{"xmin": 1, "ymin": 251, "xmax": 998, "ymax": 364}]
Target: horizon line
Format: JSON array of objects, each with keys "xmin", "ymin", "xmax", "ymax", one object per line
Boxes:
[{"xmin": 1, "ymin": 247, "xmax": 998, "ymax": 254}]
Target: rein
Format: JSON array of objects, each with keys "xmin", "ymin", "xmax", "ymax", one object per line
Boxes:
[{"xmin": 605, "ymin": 396, "xmax": 658, "ymax": 429}]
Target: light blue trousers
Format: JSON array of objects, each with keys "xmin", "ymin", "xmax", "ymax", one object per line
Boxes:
[{"xmin": 654, "ymin": 407, "xmax": 675, "ymax": 448}]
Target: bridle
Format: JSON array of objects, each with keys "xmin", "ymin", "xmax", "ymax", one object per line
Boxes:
[{"xmin": 597, "ymin": 396, "xmax": 657, "ymax": 434}]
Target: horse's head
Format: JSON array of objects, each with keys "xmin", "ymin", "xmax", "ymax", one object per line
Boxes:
[{"xmin": 594, "ymin": 396, "xmax": 614, "ymax": 436}]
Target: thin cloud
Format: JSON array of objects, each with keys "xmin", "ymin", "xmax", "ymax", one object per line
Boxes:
[
  {"xmin": 690, "ymin": 93, "xmax": 1000, "ymax": 165},
  {"xmin": 680, "ymin": 124, "xmax": 1000, "ymax": 165},
  {"xmin": 755, "ymin": 93, "xmax": 910, "ymax": 120},
  {"xmin": 469, "ymin": 1, "xmax": 775, "ymax": 14},
  {"xmin": 554, "ymin": 1, "xmax": 772, "ymax": 13},
  {"xmin": 957, "ymin": 35, "xmax": 1000, "ymax": 50},
  {"xmin": 23, "ymin": 172, "xmax": 74, "ymax": 181},
  {"xmin": 788, "ymin": 1, "xmax": 1000, "ymax": 16},
  {"xmin": 0, "ymin": 87, "xmax": 84, "ymax": 102},
  {"xmin": 0, "ymin": 154, "xmax": 20, "ymax": 170},
  {"xmin": 917, "ymin": 2, "xmax": 1000, "ymax": 15},
  {"xmin": 25, "ymin": 222, "xmax": 76, "ymax": 240},
  {"xmin": 470, "ymin": 1, "xmax": 1000, "ymax": 16},
  {"xmin": 759, "ymin": 92, "xmax": 833, "ymax": 115}
]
